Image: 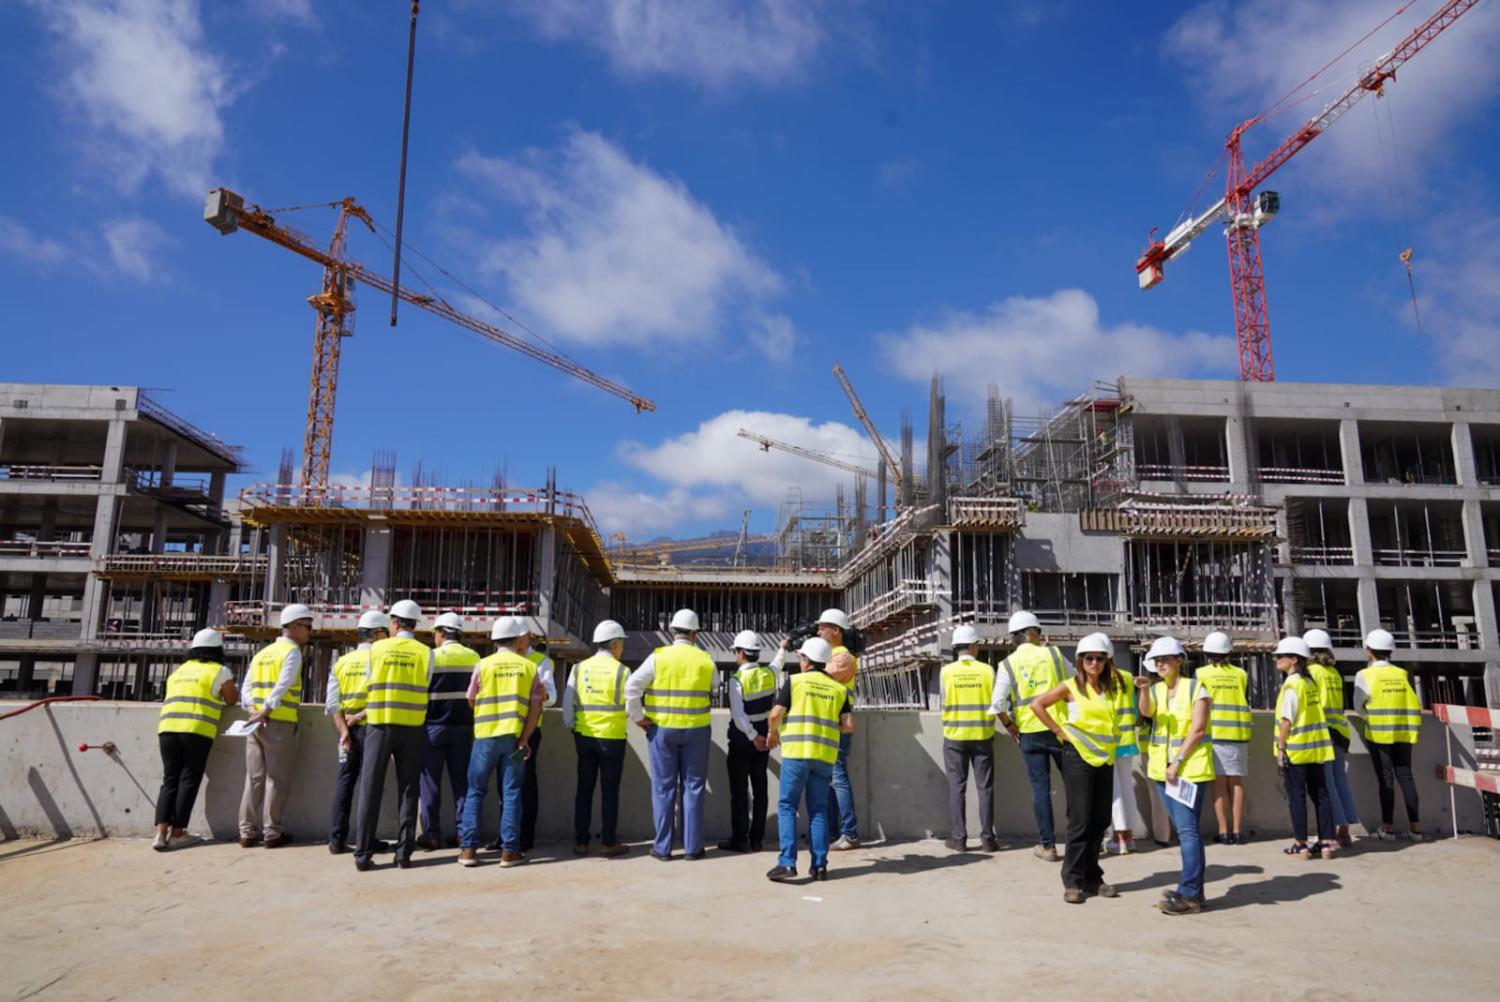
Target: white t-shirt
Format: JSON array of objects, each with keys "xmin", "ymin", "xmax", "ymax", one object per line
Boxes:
[
  {"xmin": 207, "ymin": 666, "xmax": 233, "ymax": 699},
  {"xmin": 1278, "ymin": 682, "xmax": 1300, "ymax": 722}
]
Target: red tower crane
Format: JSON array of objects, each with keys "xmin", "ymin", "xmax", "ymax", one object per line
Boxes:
[{"xmin": 1135, "ymin": 0, "xmax": 1485, "ymax": 382}]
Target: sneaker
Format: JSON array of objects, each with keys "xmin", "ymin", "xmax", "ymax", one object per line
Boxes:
[
  {"xmin": 167, "ymin": 833, "xmax": 200, "ymax": 850},
  {"xmin": 499, "ymin": 851, "xmax": 525, "ymax": 868},
  {"xmin": 1121, "ymin": 835, "xmax": 1136, "ymax": 853},
  {"xmin": 980, "ymin": 836, "xmax": 1000, "ymax": 853},
  {"xmin": 766, "ymin": 865, "xmax": 798, "ymax": 882},
  {"xmin": 572, "ymin": 842, "xmax": 590, "ymax": 856},
  {"xmin": 1157, "ymin": 891, "xmax": 1203, "ymax": 915},
  {"xmin": 944, "ymin": 837, "xmax": 966, "ymax": 852},
  {"xmin": 601, "ymin": 843, "xmax": 630, "ymax": 858},
  {"xmin": 1092, "ymin": 883, "xmax": 1119, "ymax": 899},
  {"xmin": 1403, "ymin": 830, "xmax": 1429, "ymax": 843},
  {"xmin": 830, "ymin": 835, "xmax": 861, "ymax": 851},
  {"xmin": 1374, "ymin": 829, "xmax": 1396, "ymax": 841},
  {"xmin": 459, "ymin": 848, "xmax": 480, "ymax": 867},
  {"xmin": 1063, "ymin": 888, "xmax": 1086, "ymax": 904},
  {"xmin": 1032, "ymin": 844, "xmax": 1060, "ymax": 862},
  {"xmin": 151, "ymin": 831, "xmax": 168, "ymax": 852}
]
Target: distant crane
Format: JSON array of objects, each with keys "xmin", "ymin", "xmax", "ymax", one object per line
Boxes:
[
  {"xmin": 1134, "ymin": 0, "xmax": 1484, "ymax": 382},
  {"xmin": 736, "ymin": 428, "xmax": 879, "ymax": 480},
  {"xmin": 732, "ymin": 508, "xmax": 752, "ymax": 567},
  {"xmin": 614, "ymin": 531, "xmax": 774, "ymax": 564},
  {"xmin": 204, "ymin": 188, "xmax": 655, "ymax": 490},
  {"xmin": 832, "ymin": 362, "xmax": 902, "ymax": 487}
]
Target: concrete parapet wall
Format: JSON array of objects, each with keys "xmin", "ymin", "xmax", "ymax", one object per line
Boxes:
[{"xmin": 0, "ymin": 703, "xmax": 1484, "ymax": 842}]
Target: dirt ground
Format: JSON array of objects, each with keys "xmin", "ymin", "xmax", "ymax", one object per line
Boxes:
[{"xmin": 2, "ymin": 833, "xmax": 1497, "ymax": 1000}]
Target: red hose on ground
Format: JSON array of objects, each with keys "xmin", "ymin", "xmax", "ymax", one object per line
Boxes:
[{"xmin": 0, "ymin": 695, "xmax": 104, "ymax": 722}]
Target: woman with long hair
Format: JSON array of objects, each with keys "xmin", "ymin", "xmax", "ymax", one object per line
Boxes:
[
  {"xmin": 154, "ymin": 629, "xmax": 239, "ymax": 850},
  {"xmin": 1035, "ymin": 632, "xmax": 1123, "ymax": 903},
  {"xmin": 1272, "ymin": 637, "xmax": 1336, "ymax": 859},
  {"xmin": 1304, "ymin": 629, "xmax": 1357, "ymax": 847},
  {"xmin": 1104, "ymin": 645, "xmax": 1143, "ymax": 856}
]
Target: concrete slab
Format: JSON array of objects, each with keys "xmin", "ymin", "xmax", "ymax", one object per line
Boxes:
[{"xmin": 1, "ymin": 834, "xmax": 1497, "ymax": 998}]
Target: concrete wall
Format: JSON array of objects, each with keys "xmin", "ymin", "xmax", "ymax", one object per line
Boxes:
[{"xmin": 1, "ymin": 702, "xmax": 1485, "ymax": 843}]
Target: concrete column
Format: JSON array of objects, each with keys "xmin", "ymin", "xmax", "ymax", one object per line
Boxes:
[
  {"xmin": 101, "ymin": 419, "xmax": 127, "ymax": 484},
  {"xmin": 72, "ymin": 653, "xmax": 98, "ymax": 696},
  {"xmin": 1339, "ymin": 419, "xmax": 1364, "ymax": 486},
  {"xmin": 159, "ymin": 439, "xmax": 178, "ymax": 489},
  {"xmin": 266, "ymin": 524, "xmax": 288, "ymax": 604},
  {"xmin": 1357, "ymin": 578, "xmax": 1381, "ymax": 638},
  {"xmin": 207, "ymin": 579, "xmax": 230, "ymax": 627},
  {"xmin": 17, "ymin": 653, "xmax": 35, "ymax": 694},
  {"xmin": 1225, "ymin": 416, "xmax": 1253, "ymax": 491},
  {"xmin": 930, "ymin": 529, "xmax": 953, "ymax": 626},
  {"xmin": 1460, "ymin": 499, "xmax": 1488, "ymax": 569},
  {"xmin": 1471, "ymin": 579, "xmax": 1498, "ymax": 655},
  {"xmin": 1347, "ymin": 497, "xmax": 1374, "ymax": 567},
  {"xmin": 1452, "ymin": 422, "xmax": 1478, "ymax": 487},
  {"xmin": 359, "ymin": 525, "xmax": 391, "ymax": 608},
  {"xmin": 535, "ymin": 527, "xmax": 557, "ymax": 629}
]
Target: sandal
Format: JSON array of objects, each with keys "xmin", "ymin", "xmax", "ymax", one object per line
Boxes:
[
  {"xmin": 1309, "ymin": 841, "xmax": 1335, "ymax": 859},
  {"xmin": 1283, "ymin": 843, "xmax": 1311, "ymax": 858}
]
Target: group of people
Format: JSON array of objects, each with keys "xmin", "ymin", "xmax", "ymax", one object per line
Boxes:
[
  {"xmin": 151, "ymin": 603, "xmax": 1427, "ymax": 904},
  {"xmin": 935, "ymin": 613, "xmax": 1425, "ymax": 914}
]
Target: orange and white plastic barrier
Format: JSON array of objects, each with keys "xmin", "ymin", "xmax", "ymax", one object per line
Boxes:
[{"xmin": 1432, "ymin": 703, "xmax": 1500, "ymax": 839}]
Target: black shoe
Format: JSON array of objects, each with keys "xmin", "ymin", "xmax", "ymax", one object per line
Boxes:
[
  {"xmin": 717, "ymin": 840, "xmax": 750, "ymax": 853},
  {"xmin": 683, "ymin": 850, "xmax": 707, "ymax": 861},
  {"xmin": 944, "ymin": 837, "xmax": 966, "ymax": 852},
  {"xmin": 649, "ymin": 850, "xmax": 673, "ymax": 862},
  {"xmin": 328, "ymin": 841, "xmax": 348, "ymax": 855},
  {"xmin": 749, "ymin": 840, "xmax": 764, "ymax": 852},
  {"xmin": 373, "ymin": 840, "xmax": 392, "ymax": 853},
  {"xmin": 980, "ymin": 836, "xmax": 1000, "ymax": 853},
  {"xmin": 263, "ymin": 833, "xmax": 295, "ymax": 849},
  {"xmin": 811, "ymin": 866, "xmax": 828, "ymax": 881},
  {"xmin": 395, "ymin": 857, "xmax": 412, "ymax": 869},
  {"xmin": 766, "ymin": 865, "xmax": 797, "ymax": 882},
  {"xmin": 354, "ymin": 856, "xmax": 373, "ymax": 872},
  {"xmin": 1214, "ymin": 833, "xmax": 1232, "ymax": 846},
  {"xmin": 485, "ymin": 838, "xmax": 502, "ymax": 851}
]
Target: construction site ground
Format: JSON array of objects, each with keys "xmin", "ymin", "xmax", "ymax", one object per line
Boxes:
[{"xmin": 3, "ymin": 834, "xmax": 1497, "ymax": 999}]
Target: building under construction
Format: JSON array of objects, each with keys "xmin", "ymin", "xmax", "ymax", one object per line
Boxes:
[{"xmin": 2, "ymin": 378, "xmax": 1497, "ymax": 712}]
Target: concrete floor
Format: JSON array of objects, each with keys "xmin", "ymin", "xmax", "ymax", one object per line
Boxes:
[{"xmin": 2, "ymin": 834, "xmax": 1497, "ymax": 1000}]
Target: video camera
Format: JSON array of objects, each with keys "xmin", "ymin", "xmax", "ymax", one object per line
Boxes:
[{"xmin": 785, "ymin": 620, "xmax": 866, "ymax": 656}]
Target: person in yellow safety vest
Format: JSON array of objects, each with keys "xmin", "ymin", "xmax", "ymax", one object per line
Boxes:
[
  {"xmin": 324, "ymin": 610, "xmax": 391, "ymax": 855},
  {"xmin": 1195, "ymin": 631, "xmax": 1251, "ymax": 847},
  {"xmin": 1138, "ymin": 635, "xmax": 1214, "ymax": 915},
  {"xmin": 239, "ymin": 603, "xmax": 314, "ymax": 849},
  {"xmin": 1305, "ymin": 629, "xmax": 1358, "ymax": 848},
  {"xmin": 1352, "ymin": 629, "xmax": 1426, "ymax": 842},
  {"xmin": 1035, "ymin": 632, "xmax": 1123, "ymax": 903},
  {"xmin": 939, "ymin": 625, "xmax": 999, "ymax": 853},
  {"xmin": 989, "ymin": 610, "xmax": 1074, "ymax": 861},
  {"xmin": 458, "ymin": 616, "xmax": 545, "ymax": 867},
  {"xmin": 770, "ymin": 608, "xmax": 861, "ymax": 850},
  {"xmin": 153, "ymin": 629, "xmax": 239, "ymax": 852},
  {"xmin": 719, "ymin": 630, "xmax": 775, "ymax": 854},
  {"xmin": 1103, "ymin": 647, "xmax": 1143, "ymax": 856},
  {"xmin": 766, "ymin": 637, "xmax": 854, "ymax": 882},
  {"xmin": 1272, "ymin": 637, "xmax": 1336, "ymax": 860},
  {"xmin": 417, "ymin": 611, "xmax": 480, "ymax": 852},
  {"xmin": 513, "ymin": 627, "xmax": 558, "ymax": 853},
  {"xmin": 353, "ymin": 599, "xmax": 435, "ymax": 871},
  {"xmin": 625, "ymin": 608, "xmax": 716, "ymax": 860},
  {"xmin": 563, "ymin": 619, "xmax": 632, "ymax": 858}
]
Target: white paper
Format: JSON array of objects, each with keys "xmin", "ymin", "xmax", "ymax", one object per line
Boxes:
[
  {"xmin": 1165, "ymin": 776, "xmax": 1198, "ymax": 809},
  {"xmin": 224, "ymin": 719, "xmax": 261, "ymax": 737}
]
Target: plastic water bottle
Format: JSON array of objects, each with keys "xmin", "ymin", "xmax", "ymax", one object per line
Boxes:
[{"xmin": 338, "ymin": 743, "xmax": 348, "ymax": 765}]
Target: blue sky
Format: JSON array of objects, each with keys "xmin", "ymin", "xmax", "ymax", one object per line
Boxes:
[{"xmin": 3, "ymin": 1, "xmax": 1497, "ymax": 539}]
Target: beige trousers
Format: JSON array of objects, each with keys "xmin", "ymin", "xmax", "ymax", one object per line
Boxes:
[{"xmin": 239, "ymin": 720, "xmax": 297, "ymax": 838}]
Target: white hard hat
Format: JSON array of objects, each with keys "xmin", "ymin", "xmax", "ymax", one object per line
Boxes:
[
  {"xmin": 279, "ymin": 603, "xmax": 314, "ymax": 627},
  {"xmin": 1145, "ymin": 636, "xmax": 1185, "ymax": 662},
  {"xmin": 491, "ymin": 616, "xmax": 528, "ymax": 641},
  {"xmin": 952, "ymin": 625, "xmax": 980, "ymax": 647},
  {"xmin": 593, "ymin": 620, "xmax": 627, "ymax": 644},
  {"xmin": 1075, "ymin": 633, "xmax": 1113, "ymax": 658},
  {"xmin": 669, "ymin": 608, "xmax": 700, "ymax": 632},
  {"xmin": 1364, "ymin": 628, "xmax": 1395, "ymax": 653},
  {"xmin": 389, "ymin": 599, "xmax": 423, "ymax": 622},
  {"xmin": 1202, "ymin": 631, "xmax": 1232, "ymax": 656},
  {"xmin": 1275, "ymin": 636, "xmax": 1312, "ymax": 659},
  {"xmin": 434, "ymin": 612, "xmax": 465, "ymax": 632},
  {"xmin": 1007, "ymin": 610, "xmax": 1041, "ymax": 634},
  {"xmin": 357, "ymin": 610, "xmax": 390, "ymax": 631},
  {"xmin": 1302, "ymin": 628, "xmax": 1332, "ymax": 651},
  {"xmin": 731, "ymin": 629, "xmax": 762, "ymax": 652},
  {"xmin": 799, "ymin": 637, "xmax": 834, "ymax": 664},
  {"xmin": 817, "ymin": 608, "xmax": 851, "ymax": 631},
  {"xmin": 191, "ymin": 628, "xmax": 223, "ymax": 648}
]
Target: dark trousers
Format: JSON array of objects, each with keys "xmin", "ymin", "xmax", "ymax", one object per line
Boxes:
[
  {"xmin": 155, "ymin": 732, "xmax": 213, "ymax": 829},
  {"xmin": 355, "ymin": 723, "xmax": 424, "ymax": 863},
  {"xmin": 1059, "ymin": 745, "xmax": 1113, "ymax": 890},
  {"xmin": 727, "ymin": 738, "xmax": 771, "ymax": 845},
  {"xmin": 419, "ymin": 722, "xmax": 472, "ymax": 841},
  {"xmin": 328, "ymin": 725, "xmax": 367, "ymax": 846},
  {"xmin": 1283, "ymin": 760, "xmax": 1334, "ymax": 843},
  {"xmin": 1369, "ymin": 741, "xmax": 1420, "ymax": 825},
  {"xmin": 574, "ymin": 733, "xmax": 627, "ymax": 845},
  {"xmin": 942, "ymin": 738, "xmax": 995, "ymax": 840},
  {"xmin": 1019, "ymin": 730, "xmax": 1066, "ymax": 846},
  {"xmin": 495, "ymin": 728, "xmax": 542, "ymax": 850}
]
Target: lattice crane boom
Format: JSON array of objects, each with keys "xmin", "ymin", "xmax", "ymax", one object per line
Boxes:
[
  {"xmin": 204, "ymin": 188, "xmax": 656, "ymax": 488},
  {"xmin": 832, "ymin": 361, "xmax": 902, "ymax": 486},
  {"xmin": 1134, "ymin": 0, "xmax": 1485, "ymax": 382},
  {"xmin": 736, "ymin": 428, "xmax": 878, "ymax": 480}
]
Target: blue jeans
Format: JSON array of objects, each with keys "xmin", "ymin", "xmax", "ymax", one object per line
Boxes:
[
  {"xmin": 1156, "ymin": 780, "xmax": 1206, "ymax": 900},
  {"xmin": 779, "ymin": 756, "xmax": 834, "ymax": 870},
  {"xmin": 459, "ymin": 735, "xmax": 524, "ymax": 851},
  {"xmin": 1020, "ymin": 730, "xmax": 1065, "ymax": 847},
  {"xmin": 1324, "ymin": 742, "xmax": 1358, "ymax": 828},
  {"xmin": 646, "ymin": 725, "xmax": 710, "ymax": 856},
  {"xmin": 828, "ymin": 731, "xmax": 858, "ymax": 840},
  {"xmin": 419, "ymin": 722, "xmax": 472, "ymax": 841}
]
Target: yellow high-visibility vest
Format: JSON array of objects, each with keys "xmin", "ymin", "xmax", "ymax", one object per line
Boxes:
[
  {"xmin": 1061, "ymin": 676, "xmax": 1121, "ymax": 768},
  {"xmin": 158, "ymin": 660, "xmax": 226, "ymax": 739},
  {"xmin": 1274, "ymin": 674, "xmax": 1334, "ymax": 765},
  {"xmin": 1000, "ymin": 643, "xmax": 1068, "ymax": 733},
  {"xmin": 332, "ymin": 648, "xmax": 370, "ymax": 723},
  {"xmin": 573, "ymin": 652, "xmax": 629, "ymax": 740},
  {"xmin": 1195, "ymin": 662, "xmax": 1252, "ymax": 743},
  {"xmin": 940, "ymin": 658, "xmax": 996, "ymax": 741},
  {"xmin": 1309, "ymin": 663, "xmax": 1351, "ymax": 741},
  {"xmin": 473, "ymin": 649, "xmax": 536, "ymax": 740},
  {"xmin": 246, "ymin": 639, "xmax": 301, "ymax": 724},
  {"xmin": 1146, "ymin": 677, "xmax": 1215, "ymax": 783},
  {"xmin": 1357, "ymin": 663, "xmax": 1421, "ymax": 745},
  {"xmin": 644, "ymin": 644, "xmax": 714, "ymax": 729},
  {"xmin": 735, "ymin": 665, "xmax": 777, "ymax": 740},
  {"xmin": 781, "ymin": 671, "xmax": 847, "ymax": 764},
  {"xmin": 365, "ymin": 636, "xmax": 430, "ymax": 727}
]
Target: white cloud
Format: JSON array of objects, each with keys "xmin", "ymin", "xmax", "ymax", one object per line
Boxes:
[
  {"xmin": 1408, "ymin": 209, "xmax": 1500, "ymax": 387},
  {"xmin": 584, "ymin": 480, "xmax": 734, "ymax": 537},
  {"xmin": 748, "ymin": 313, "xmax": 798, "ymax": 363},
  {"xmin": 27, "ymin": 0, "xmax": 233, "ymax": 196},
  {"xmin": 457, "ymin": 131, "xmax": 782, "ymax": 348},
  {"xmin": 878, "ymin": 289, "xmax": 1235, "ymax": 414},
  {"xmin": 508, "ymin": 0, "xmax": 831, "ymax": 88},
  {"xmin": 1165, "ymin": 1, "xmax": 1500, "ymax": 211},
  {"xmin": 260, "ymin": 0, "xmax": 317, "ymax": 26},
  {"xmin": 619, "ymin": 409, "xmax": 878, "ymax": 507},
  {"xmin": 0, "ymin": 216, "xmax": 68, "ymax": 267},
  {"xmin": 102, "ymin": 217, "xmax": 170, "ymax": 281}
]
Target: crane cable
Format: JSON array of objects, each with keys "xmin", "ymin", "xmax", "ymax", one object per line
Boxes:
[
  {"xmin": 1374, "ymin": 92, "xmax": 1425, "ymax": 334},
  {"xmin": 389, "ymin": 1, "xmax": 420, "ymax": 327}
]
